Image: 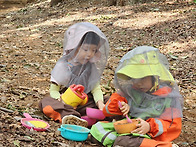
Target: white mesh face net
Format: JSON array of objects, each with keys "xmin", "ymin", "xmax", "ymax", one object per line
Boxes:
[
  {"xmin": 51, "ymin": 22, "xmax": 110, "ymax": 93},
  {"xmin": 114, "ymin": 46, "xmax": 183, "ymax": 120}
]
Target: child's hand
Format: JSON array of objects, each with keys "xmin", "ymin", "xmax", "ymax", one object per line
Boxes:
[
  {"xmin": 131, "ymin": 118, "xmax": 150, "ymax": 135},
  {"xmin": 119, "ymin": 101, "xmax": 130, "ymax": 116},
  {"xmin": 97, "ymin": 100, "xmax": 105, "ymax": 111},
  {"xmin": 58, "ymin": 95, "xmax": 65, "ymax": 104}
]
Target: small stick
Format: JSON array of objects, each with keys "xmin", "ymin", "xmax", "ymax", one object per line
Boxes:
[{"xmin": 0, "ymin": 107, "xmax": 14, "ymax": 113}]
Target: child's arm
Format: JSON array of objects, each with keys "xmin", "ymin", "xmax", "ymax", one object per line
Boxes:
[
  {"xmin": 146, "ymin": 115, "xmax": 182, "ymax": 141},
  {"xmin": 131, "ymin": 116, "xmax": 181, "ymax": 142},
  {"xmin": 49, "ymin": 82, "xmax": 61, "ymax": 99},
  {"xmin": 102, "ymin": 93, "xmax": 128, "ymax": 116},
  {"xmin": 91, "ymin": 82, "xmax": 104, "ymax": 110}
]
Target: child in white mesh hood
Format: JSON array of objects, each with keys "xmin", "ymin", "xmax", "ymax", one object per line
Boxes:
[{"xmin": 38, "ymin": 22, "xmax": 110, "ymax": 127}]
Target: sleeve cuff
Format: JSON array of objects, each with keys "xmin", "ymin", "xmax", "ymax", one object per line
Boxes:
[{"xmin": 91, "ymin": 83, "xmax": 103, "ymax": 103}]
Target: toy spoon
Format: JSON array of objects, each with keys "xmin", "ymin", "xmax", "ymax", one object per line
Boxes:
[{"xmin": 118, "ymin": 101, "xmax": 132, "ymax": 123}]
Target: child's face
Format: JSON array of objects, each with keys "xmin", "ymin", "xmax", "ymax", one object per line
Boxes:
[
  {"xmin": 131, "ymin": 76, "xmax": 153, "ymax": 92},
  {"xmin": 74, "ymin": 44, "xmax": 97, "ymax": 64}
]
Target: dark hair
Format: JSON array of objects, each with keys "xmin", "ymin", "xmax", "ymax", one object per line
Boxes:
[{"xmin": 80, "ymin": 32, "xmax": 100, "ymax": 46}]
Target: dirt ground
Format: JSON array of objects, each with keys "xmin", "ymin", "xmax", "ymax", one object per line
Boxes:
[{"xmin": 0, "ymin": 0, "xmax": 195, "ymax": 146}]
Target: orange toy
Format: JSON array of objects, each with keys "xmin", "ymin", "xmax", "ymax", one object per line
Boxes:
[{"xmin": 113, "ymin": 119, "xmax": 138, "ymax": 134}]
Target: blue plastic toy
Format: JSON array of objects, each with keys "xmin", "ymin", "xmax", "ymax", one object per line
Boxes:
[{"xmin": 58, "ymin": 124, "xmax": 90, "ymax": 141}]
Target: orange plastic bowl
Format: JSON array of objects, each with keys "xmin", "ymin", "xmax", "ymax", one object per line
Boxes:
[
  {"xmin": 113, "ymin": 119, "xmax": 138, "ymax": 134},
  {"xmin": 86, "ymin": 107, "xmax": 105, "ymax": 120}
]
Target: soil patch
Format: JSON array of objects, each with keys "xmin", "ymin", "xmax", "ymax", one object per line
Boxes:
[{"xmin": 0, "ymin": 0, "xmax": 195, "ymax": 146}]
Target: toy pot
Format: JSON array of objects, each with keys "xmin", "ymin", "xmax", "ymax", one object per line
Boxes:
[
  {"xmin": 58, "ymin": 124, "xmax": 90, "ymax": 141},
  {"xmin": 113, "ymin": 119, "xmax": 138, "ymax": 134},
  {"xmin": 61, "ymin": 84, "xmax": 88, "ymax": 107}
]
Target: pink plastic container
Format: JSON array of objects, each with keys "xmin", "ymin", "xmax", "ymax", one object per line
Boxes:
[
  {"xmin": 21, "ymin": 113, "xmax": 50, "ymax": 131},
  {"xmin": 81, "ymin": 116, "xmax": 97, "ymax": 127},
  {"xmin": 86, "ymin": 107, "xmax": 105, "ymax": 120}
]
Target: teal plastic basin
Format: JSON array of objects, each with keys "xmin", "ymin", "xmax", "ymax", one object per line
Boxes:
[{"xmin": 58, "ymin": 124, "xmax": 90, "ymax": 141}]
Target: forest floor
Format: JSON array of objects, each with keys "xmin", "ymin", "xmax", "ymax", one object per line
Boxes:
[{"xmin": 0, "ymin": 0, "xmax": 195, "ymax": 146}]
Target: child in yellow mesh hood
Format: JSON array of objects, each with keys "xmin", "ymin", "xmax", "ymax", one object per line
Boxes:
[
  {"xmin": 38, "ymin": 22, "xmax": 110, "ymax": 127},
  {"xmin": 101, "ymin": 46, "xmax": 183, "ymax": 147}
]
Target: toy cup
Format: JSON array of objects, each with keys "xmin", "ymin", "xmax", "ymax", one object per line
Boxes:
[{"xmin": 61, "ymin": 84, "xmax": 88, "ymax": 107}]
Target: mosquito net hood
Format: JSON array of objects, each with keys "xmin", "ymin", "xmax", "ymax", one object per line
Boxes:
[
  {"xmin": 114, "ymin": 46, "xmax": 183, "ymax": 120},
  {"xmin": 51, "ymin": 22, "xmax": 110, "ymax": 93}
]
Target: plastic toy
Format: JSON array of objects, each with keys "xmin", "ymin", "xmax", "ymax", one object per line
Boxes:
[
  {"xmin": 86, "ymin": 107, "xmax": 105, "ymax": 120},
  {"xmin": 58, "ymin": 124, "xmax": 90, "ymax": 141},
  {"xmin": 113, "ymin": 119, "xmax": 138, "ymax": 134},
  {"xmin": 21, "ymin": 113, "xmax": 50, "ymax": 131},
  {"xmin": 61, "ymin": 84, "xmax": 88, "ymax": 107}
]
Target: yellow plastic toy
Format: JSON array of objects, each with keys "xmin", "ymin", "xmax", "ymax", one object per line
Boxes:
[{"xmin": 61, "ymin": 84, "xmax": 88, "ymax": 107}]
